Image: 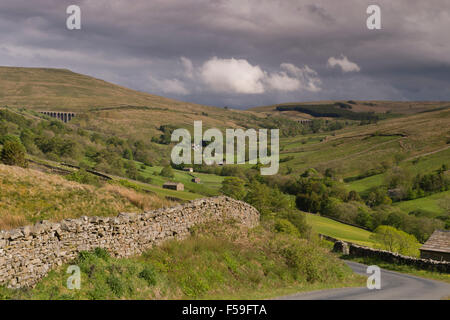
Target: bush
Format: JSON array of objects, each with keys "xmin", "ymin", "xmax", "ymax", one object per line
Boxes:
[
  {"xmin": 160, "ymin": 165, "xmax": 174, "ymax": 178},
  {"xmin": 138, "ymin": 266, "xmax": 157, "ymax": 286},
  {"xmin": 65, "ymin": 169, "xmax": 102, "ymax": 187},
  {"xmin": 274, "ymin": 219, "xmax": 300, "ymax": 236},
  {"xmin": 0, "ymin": 134, "xmax": 21, "ymax": 145},
  {"xmin": 370, "ymin": 225, "xmax": 420, "ymax": 257},
  {"xmin": 278, "ymin": 210, "xmax": 311, "ymax": 237},
  {"xmin": 0, "ymin": 140, "xmax": 27, "ymax": 167},
  {"xmin": 220, "ymin": 177, "xmax": 247, "ymax": 200},
  {"xmin": 106, "ymin": 275, "xmax": 125, "ymax": 297}
]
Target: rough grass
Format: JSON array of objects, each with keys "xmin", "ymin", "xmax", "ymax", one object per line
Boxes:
[
  {"xmin": 0, "ymin": 221, "xmax": 364, "ymax": 300},
  {"xmin": 0, "ymin": 164, "xmax": 173, "ymax": 230},
  {"xmin": 305, "ymin": 213, "xmax": 375, "ymax": 247}
]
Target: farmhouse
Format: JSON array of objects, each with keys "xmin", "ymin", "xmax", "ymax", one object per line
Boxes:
[
  {"xmin": 163, "ymin": 182, "xmax": 184, "ymax": 191},
  {"xmin": 419, "ymin": 230, "xmax": 450, "ymax": 262},
  {"xmin": 183, "ymin": 167, "xmax": 194, "ymax": 172}
]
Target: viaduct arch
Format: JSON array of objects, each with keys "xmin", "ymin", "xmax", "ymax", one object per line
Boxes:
[{"xmin": 39, "ymin": 111, "xmax": 76, "ymax": 123}]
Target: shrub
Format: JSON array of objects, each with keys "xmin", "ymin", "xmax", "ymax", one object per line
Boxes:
[
  {"xmin": 94, "ymin": 247, "xmax": 110, "ymax": 261},
  {"xmin": 139, "ymin": 266, "xmax": 157, "ymax": 286},
  {"xmin": 220, "ymin": 177, "xmax": 247, "ymax": 200},
  {"xmin": 65, "ymin": 169, "xmax": 102, "ymax": 187},
  {"xmin": 160, "ymin": 165, "xmax": 174, "ymax": 178},
  {"xmin": 274, "ymin": 219, "xmax": 300, "ymax": 236},
  {"xmin": 0, "ymin": 140, "xmax": 27, "ymax": 167},
  {"xmin": 0, "ymin": 134, "xmax": 21, "ymax": 145},
  {"xmin": 370, "ymin": 225, "xmax": 420, "ymax": 257},
  {"xmin": 278, "ymin": 210, "xmax": 311, "ymax": 237},
  {"xmin": 106, "ymin": 275, "xmax": 125, "ymax": 297}
]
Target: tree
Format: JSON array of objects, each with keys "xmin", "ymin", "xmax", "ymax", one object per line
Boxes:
[
  {"xmin": 244, "ymin": 180, "xmax": 272, "ymax": 215},
  {"xmin": 123, "ymin": 148, "xmax": 133, "ymax": 160},
  {"xmin": 160, "ymin": 165, "xmax": 174, "ymax": 178},
  {"xmin": 125, "ymin": 161, "xmax": 138, "ymax": 180},
  {"xmin": 295, "ymin": 192, "xmax": 321, "ymax": 213},
  {"xmin": 370, "ymin": 225, "xmax": 420, "ymax": 257},
  {"xmin": 220, "ymin": 177, "xmax": 247, "ymax": 200},
  {"xmin": 438, "ymin": 196, "xmax": 450, "ymax": 214},
  {"xmin": 0, "ymin": 140, "xmax": 27, "ymax": 168}
]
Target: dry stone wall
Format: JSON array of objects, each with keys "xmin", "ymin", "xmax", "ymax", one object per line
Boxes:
[
  {"xmin": 331, "ymin": 239, "xmax": 450, "ymax": 273},
  {"xmin": 0, "ymin": 196, "xmax": 259, "ymax": 288}
]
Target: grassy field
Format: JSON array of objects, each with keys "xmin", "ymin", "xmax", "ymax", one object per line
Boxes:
[
  {"xmin": 135, "ymin": 163, "xmax": 224, "ymax": 196},
  {"xmin": 345, "ymin": 147, "xmax": 450, "ymax": 194},
  {"xmin": 394, "ymin": 190, "xmax": 450, "ymax": 217},
  {"xmin": 276, "ymin": 108, "xmax": 450, "ymax": 179},
  {"xmin": 305, "ymin": 213, "xmax": 375, "ymax": 247}
]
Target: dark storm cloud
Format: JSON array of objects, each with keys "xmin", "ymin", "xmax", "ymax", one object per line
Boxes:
[{"xmin": 0, "ymin": 0, "xmax": 449, "ymax": 107}]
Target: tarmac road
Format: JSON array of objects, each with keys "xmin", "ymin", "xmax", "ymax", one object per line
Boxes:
[{"xmin": 277, "ymin": 261, "xmax": 450, "ymax": 300}]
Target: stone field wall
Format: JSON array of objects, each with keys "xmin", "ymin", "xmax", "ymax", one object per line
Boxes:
[{"xmin": 0, "ymin": 196, "xmax": 260, "ymax": 288}]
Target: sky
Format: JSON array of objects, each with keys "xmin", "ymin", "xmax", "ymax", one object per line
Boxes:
[{"xmin": 0, "ymin": 0, "xmax": 449, "ymax": 108}]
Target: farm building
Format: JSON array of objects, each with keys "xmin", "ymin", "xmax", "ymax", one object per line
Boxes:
[
  {"xmin": 419, "ymin": 230, "xmax": 450, "ymax": 262},
  {"xmin": 163, "ymin": 182, "xmax": 184, "ymax": 191},
  {"xmin": 183, "ymin": 167, "xmax": 194, "ymax": 172},
  {"xmin": 191, "ymin": 177, "xmax": 201, "ymax": 184}
]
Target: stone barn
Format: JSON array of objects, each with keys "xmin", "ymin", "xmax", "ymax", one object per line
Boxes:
[
  {"xmin": 163, "ymin": 182, "xmax": 184, "ymax": 191},
  {"xmin": 420, "ymin": 230, "xmax": 450, "ymax": 262},
  {"xmin": 191, "ymin": 177, "xmax": 201, "ymax": 184}
]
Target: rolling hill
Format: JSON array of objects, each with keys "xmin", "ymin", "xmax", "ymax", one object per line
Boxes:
[
  {"xmin": 250, "ymin": 100, "xmax": 450, "ymax": 117},
  {"xmin": 0, "ymin": 66, "xmax": 263, "ymax": 139}
]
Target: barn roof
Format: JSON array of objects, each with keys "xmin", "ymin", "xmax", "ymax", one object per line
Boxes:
[
  {"xmin": 420, "ymin": 230, "xmax": 450, "ymax": 253},
  {"xmin": 163, "ymin": 182, "xmax": 183, "ymax": 186}
]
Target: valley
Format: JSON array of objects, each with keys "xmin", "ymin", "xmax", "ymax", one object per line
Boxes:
[{"xmin": 0, "ymin": 66, "xmax": 449, "ymax": 299}]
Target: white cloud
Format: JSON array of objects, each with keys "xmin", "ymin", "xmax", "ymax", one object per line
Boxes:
[
  {"xmin": 271, "ymin": 63, "xmax": 321, "ymax": 92},
  {"xmin": 199, "ymin": 57, "xmax": 321, "ymax": 94},
  {"xmin": 157, "ymin": 78, "xmax": 190, "ymax": 95},
  {"xmin": 265, "ymin": 71, "xmax": 301, "ymax": 92},
  {"xmin": 180, "ymin": 56, "xmax": 194, "ymax": 79},
  {"xmin": 200, "ymin": 57, "xmax": 265, "ymax": 94},
  {"xmin": 327, "ymin": 55, "xmax": 361, "ymax": 73}
]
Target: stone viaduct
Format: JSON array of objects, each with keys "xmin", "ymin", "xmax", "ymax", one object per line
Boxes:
[{"xmin": 40, "ymin": 111, "xmax": 76, "ymax": 123}]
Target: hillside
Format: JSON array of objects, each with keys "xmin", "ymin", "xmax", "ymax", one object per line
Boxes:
[
  {"xmin": 251, "ymin": 100, "xmax": 450, "ymax": 118},
  {"xmin": 0, "ymin": 66, "xmax": 201, "ymax": 111},
  {"xmin": 277, "ymin": 109, "xmax": 450, "ymax": 178},
  {"xmin": 0, "ymin": 66, "xmax": 262, "ymax": 138},
  {"xmin": 0, "ymin": 164, "xmax": 173, "ymax": 230}
]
